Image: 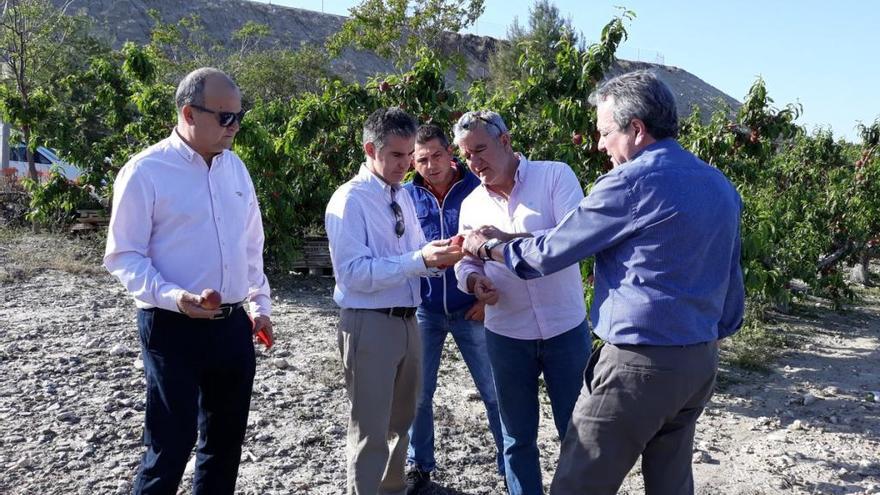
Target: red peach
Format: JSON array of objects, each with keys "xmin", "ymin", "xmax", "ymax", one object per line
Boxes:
[{"xmin": 200, "ymin": 289, "xmax": 222, "ymax": 310}]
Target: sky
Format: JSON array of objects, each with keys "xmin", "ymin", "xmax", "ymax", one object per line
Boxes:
[{"xmin": 256, "ymin": 0, "xmax": 879, "ymax": 142}]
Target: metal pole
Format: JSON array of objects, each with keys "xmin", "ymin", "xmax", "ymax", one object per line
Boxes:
[{"xmin": 0, "ymin": 120, "xmax": 10, "ymax": 169}]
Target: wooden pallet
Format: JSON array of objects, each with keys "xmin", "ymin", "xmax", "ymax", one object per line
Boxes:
[
  {"xmin": 70, "ymin": 209, "xmax": 110, "ymax": 232},
  {"xmin": 291, "ymin": 236, "xmax": 334, "ymax": 277}
]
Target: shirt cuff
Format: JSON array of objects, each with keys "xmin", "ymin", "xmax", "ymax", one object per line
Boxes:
[
  {"xmin": 403, "ymin": 249, "xmax": 429, "ymax": 277},
  {"xmin": 456, "ymin": 267, "xmax": 482, "ymax": 294},
  {"xmin": 249, "ymin": 294, "xmax": 272, "ymax": 318},
  {"xmin": 158, "ymin": 287, "xmax": 185, "ymax": 313}
]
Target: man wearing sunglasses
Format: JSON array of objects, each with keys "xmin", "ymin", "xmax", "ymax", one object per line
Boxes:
[
  {"xmin": 452, "ymin": 110, "xmax": 590, "ymax": 495},
  {"xmin": 104, "ymin": 67, "xmax": 272, "ymax": 494},
  {"xmin": 325, "ymin": 107, "xmax": 464, "ymax": 495}
]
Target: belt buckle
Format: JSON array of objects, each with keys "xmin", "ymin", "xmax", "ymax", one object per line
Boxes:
[{"xmin": 212, "ymin": 306, "xmax": 233, "ymax": 320}]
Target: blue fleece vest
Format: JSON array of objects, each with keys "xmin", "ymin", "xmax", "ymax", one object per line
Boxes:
[{"xmin": 403, "ymin": 162, "xmax": 481, "ymax": 314}]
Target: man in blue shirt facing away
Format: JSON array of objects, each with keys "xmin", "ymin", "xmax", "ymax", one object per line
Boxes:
[
  {"xmin": 402, "ymin": 124, "xmax": 504, "ymax": 494},
  {"xmin": 465, "ymin": 71, "xmax": 745, "ymax": 494}
]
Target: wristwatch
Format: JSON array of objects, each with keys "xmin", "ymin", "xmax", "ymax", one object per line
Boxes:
[{"xmin": 480, "ymin": 238, "xmax": 504, "ymax": 262}]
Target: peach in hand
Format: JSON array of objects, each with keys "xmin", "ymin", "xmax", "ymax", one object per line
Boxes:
[{"xmin": 200, "ymin": 289, "xmax": 222, "ymax": 310}]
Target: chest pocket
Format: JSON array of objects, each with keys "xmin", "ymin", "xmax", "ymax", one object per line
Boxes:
[
  {"xmin": 414, "ymin": 192, "xmax": 440, "ymax": 240},
  {"xmin": 216, "ymin": 180, "xmax": 251, "ymax": 231}
]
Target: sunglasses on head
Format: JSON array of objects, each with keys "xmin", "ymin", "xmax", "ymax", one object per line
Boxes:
[
  {"xmin": 190, "ymin": 104, "xmax": 247, "ymax": 127},
  {"xmin": 460, "ymin": 113, "xmax": 503, "ymax": 135}
]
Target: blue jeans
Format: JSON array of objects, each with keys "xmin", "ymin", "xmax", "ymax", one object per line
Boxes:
[
  {"xmin": 407, "ymin": 307, "xmax": 505, "ymax": 475},
  {"xmin": 485, "ymin": 321, "xmax": 591, "ymax": 495}
]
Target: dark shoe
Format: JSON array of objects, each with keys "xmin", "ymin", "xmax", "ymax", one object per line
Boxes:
[{"xmin": 405, "ymin": 467, "xmax": 431, "ymax": 494}]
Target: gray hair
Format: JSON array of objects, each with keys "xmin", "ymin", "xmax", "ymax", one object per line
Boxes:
[
  {"xmin": 452, "ymin": 111, "xmax": 509, "ymax": 144},
  {"xmin": 362, "ymin": 107, "xmax": 418, "ymax": 151},
  {"xmin": 588, "ymin": 70, "xmax": 678, "ymax": 140},
  {"xmin": 175, "ymin": 67, "xmax": 239, "ymax": 110}
]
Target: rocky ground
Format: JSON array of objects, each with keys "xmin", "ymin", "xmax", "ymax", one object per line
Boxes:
[{"xmin": 0, "ymin": 228, "xmax": 879, "ymax": 495}]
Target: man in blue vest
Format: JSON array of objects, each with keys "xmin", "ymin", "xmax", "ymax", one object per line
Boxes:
[{"xmin": 402, "ymin": 124, "xmax": 504, "ymax": 494}]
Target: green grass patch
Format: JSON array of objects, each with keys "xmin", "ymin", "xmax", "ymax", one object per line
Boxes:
[{"xmin": 721, "ymin": 304, "xmax": 787, "ymax": 371}]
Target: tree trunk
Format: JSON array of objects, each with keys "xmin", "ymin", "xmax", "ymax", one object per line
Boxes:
[
  {"xmin": 23, "ymin": 124, "xmax": 37, "ymax": 181},
  {"xmin": 851, "ymin": 249, "xmax": 871, "ymax": 286}
]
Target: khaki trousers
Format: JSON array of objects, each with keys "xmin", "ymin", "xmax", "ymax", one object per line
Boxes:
[
  {"xmin": 551, "ymin": 341, "xmax": 718, "ymax": 495},
  {"xmin": 338, "ymin": 308, "xmax": 422, "ymax": 495}
]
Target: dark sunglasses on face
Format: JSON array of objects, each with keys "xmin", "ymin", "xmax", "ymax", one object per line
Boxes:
[
  {"xmin": 190, "ymin": 104, "xmax": 247, "ymax": 127},
  {"xmin": 390, "ymin": 191, "xmax": 406, "ymax": 238}
]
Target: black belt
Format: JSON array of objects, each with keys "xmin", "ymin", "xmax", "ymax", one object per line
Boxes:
[
  {"xmin": 363, "ymin": 307, "xmax": 417, "ymax": 318},
  {"xmin": 212, "ymin": 301, "xmax": 246, "ymax": 320}
]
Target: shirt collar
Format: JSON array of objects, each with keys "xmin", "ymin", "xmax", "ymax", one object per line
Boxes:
[
  {"xmin": 514, "ymin": 153, "xmax": 530, "ymax": 184},
  {"xmin": 629, "ymin": 138, "xmax": 680, "ymax": 163},
  {"xmin": 358, "ymin": 163, "xmax": 398, "ymax": 198},
  {"xmin": 169, "ymin": 128, "xmax": 228, "ymax": 166},
  {"xmin": 169, "ymin": 128, "xmax": 197, "ymax": 162}
]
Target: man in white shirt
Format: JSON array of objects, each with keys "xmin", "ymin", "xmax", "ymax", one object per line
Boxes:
[
  {"xmin": 325, "ymin": 107, "xmax": 464, "ymax": 495},
  {"xmin": 453, "ymin": 111, "xmax": 590, "ymax": 495},
  {"xmin": 104, "ymin": 67, "xmax": 272, "ymax": 494}
]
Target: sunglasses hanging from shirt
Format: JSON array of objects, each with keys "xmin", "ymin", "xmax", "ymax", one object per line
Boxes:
[{"xmin": 390, "ymin": 189, "xmax": 406, "ymax": 238}]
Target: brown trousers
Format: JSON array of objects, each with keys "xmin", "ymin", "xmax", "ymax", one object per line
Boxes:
[
  {"xmin": 337, "ymin": 309, "xmax": 422, "ymax": 495},
  {"xmin": 551, "ymin": 341, "xmax": 718, "ymax": 495}
]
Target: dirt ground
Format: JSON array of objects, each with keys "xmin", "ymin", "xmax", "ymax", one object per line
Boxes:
[{"xmin": 0, "ymin": 229, "xmax": 879, "ymax": 494}]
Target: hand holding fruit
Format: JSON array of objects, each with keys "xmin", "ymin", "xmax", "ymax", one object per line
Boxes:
[
  {"xmin": 436, "ymin": 234, "xmax": 466, "ymax": 269},
  {"xmin": 421, "ymin": 239, "xmax": 464, "ymax": 268},
  {"xmin": 200, "ymin": 288, "xmax": 222, "ymax": 310},
  {"xmin": 176, "ymin": 290, "xmax": 222, "ymax": 319}
]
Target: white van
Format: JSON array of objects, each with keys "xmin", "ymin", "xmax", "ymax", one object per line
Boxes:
[{"xmin": 2, "ymin": 144, "xmax": 81, "ymax": 181}]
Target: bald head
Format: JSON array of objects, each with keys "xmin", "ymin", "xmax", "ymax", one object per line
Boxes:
[{"xmin": 175, "ymin": 67, "xmax": 239, "ymax": 111}]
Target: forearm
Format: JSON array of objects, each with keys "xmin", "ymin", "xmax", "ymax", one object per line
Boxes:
[
  {"xmin": 103, "ymin": 251, "xmax": 184, "ymax": 311},
  {"xmin": 334, "ymin": 250, "xmax": 428, "ymax": 292},
  {"xmin": 455, "ymin": 257, "xmax": 484, "ymax": 294}
]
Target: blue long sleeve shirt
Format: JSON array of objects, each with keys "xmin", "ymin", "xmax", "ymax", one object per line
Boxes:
[{"xmin": 504, "ymin": 139, "xmax": 745, "ymax": 346}]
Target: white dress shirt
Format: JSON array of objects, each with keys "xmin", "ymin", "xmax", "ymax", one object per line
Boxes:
[
  {"xmin": 104, "ymin": 130, "xmax": 271, "ymax": 316},
  {"xmin": 455, "ymin": 155, "xmax": 586, "ymax": 340},
  {"xmin": 325, "ymin": 165, "xmax": 430, "ymax": 309}
]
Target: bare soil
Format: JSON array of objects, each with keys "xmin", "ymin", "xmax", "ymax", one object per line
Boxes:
[{"xmin": 0, "ymin": 229, "xmax": 878, "ymax": 494}]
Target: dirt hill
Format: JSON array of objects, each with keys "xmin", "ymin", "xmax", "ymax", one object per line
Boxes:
[{"xmin": 55, "ymin": 0, "xmax": 741, "ymax": 119}]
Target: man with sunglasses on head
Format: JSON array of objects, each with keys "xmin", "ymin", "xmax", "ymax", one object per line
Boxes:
[
  {"xmin": 467, "ymin": 71, "xmax": 744, "ymax": 495},
  {"xmin": 401, "ymin": 123, "xmax": 505, "ymax": 494},
  {"xmin": 325, "ymin": 107, "xmax": 464, "ymax": 495},
  {"xmin": 452, "ymin": 110, "xmax": 590, "ymax": 495},
  {"xmin": 104, "ymin": 67, "xmax": 272, "ymax": 494}
]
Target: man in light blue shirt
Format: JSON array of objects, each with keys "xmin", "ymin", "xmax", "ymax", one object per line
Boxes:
[
  {"xmin": 326, "ymin": 108, "xmax": 464, "ymax": 495},
  {"xmin": 467, "ymin": 71, "xmax": 744, "ymax": 494}
]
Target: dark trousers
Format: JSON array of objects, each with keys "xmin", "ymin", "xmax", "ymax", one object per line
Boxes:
[
  {"xmin": 133, "ymin": 307, "xmax": 256, "ymax": 495},
  {"xmin": 550, "ymin": 341, "xmax": 718, "ymax": 495}
]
